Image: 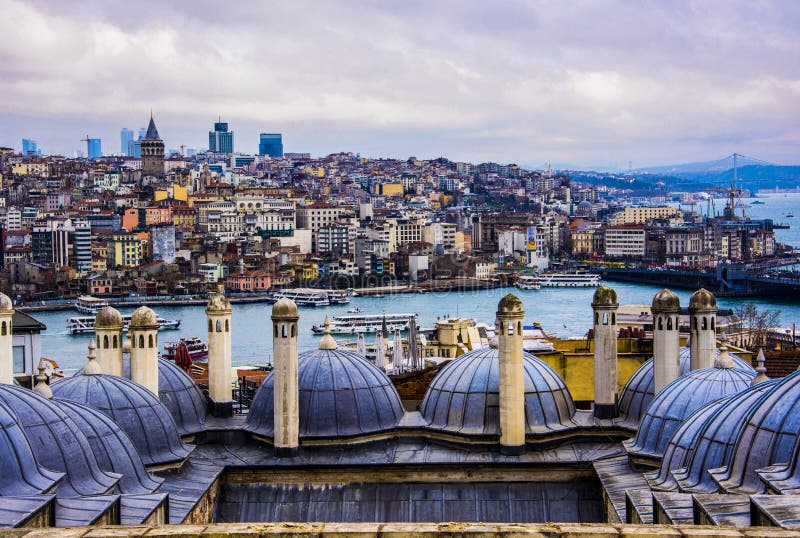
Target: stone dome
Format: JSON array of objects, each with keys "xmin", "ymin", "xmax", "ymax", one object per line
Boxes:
[
  {"xmin": 94, "ymin": 306, "xmax": 123, "ymax": 329},
  {"xmin": 592, "ymin": 286, "xmax": 618, "ymax": 307},
  {"xmin": 617, "ymin": 347, "xmax": 754, "ymax": 430},
  {"xmin": 497, "ymin": 293, "xmax": 524, "ymax": 314},
  {"xmin": 0, "ymin": 292, "xmax": 13, "ymax": 312},
  {"xmin": 0, "ymin": 384, "xmax": 120, "ymax": 497},
  {"xmin": 689, "ymin": 288, "xmax": 717, "ymax": 311},
  {"xmin": 652, "ymin": 289, "xmax": 680, "ymax": 312},
  {"xmin": 644, "ymin": 398, "xmax": 728, "ymax": 491},
  {"xmin": 129, "ymin": 306, "xmax": 159, "ymax": 328},
  {"xmin": 51, "ymin": 374, "xmax": 193, "ymax": 467},
  {"xmin": 271, "ymin": 298, "xmax": 298, "ymax": 319},
  {"xmin": 158, "ymin": 358, "xmax": 207, "ymax": 436},
  {"xmin": 0, "ymin": 396, "xmax": 63, "ymax": 496},
  {"xmin": 708, "ymin": 369, "xmax": 800, "ymax": 494},
  {"xmin": 624, "ymin": 363, "xmax": 753, "ymax": 462},
  {"xmin": 53, "ymin": 398, "xmax": 163, "ymax": 494},
  {"xmin": 246, "ymin": 348, "xmax": 404, "ymax": 439},
  {"xmin": 673, "ymin": 379, "xmax": 778, "ymax": 493},
  {"xmin": 420, "ymin": 347, "xmax": 576, "ymax": 436},
  {"xmin": 206, "ymin": 293, "xmax": 232, "ymax": 313}
]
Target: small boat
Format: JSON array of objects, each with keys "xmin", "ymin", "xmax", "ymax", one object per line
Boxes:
[
  {"xmin": 515, "ymin": 275, "xmax": 541, "ymax": 290},
  {"xmin": 74, "ymin": 295, "xmax": 110, "ymax": 314},
  {"xmin": 347, "ymin": 306, "xmax": 362, "ymax": 313},
  {"xmin": 163, "ymin": 337, "xmax": 208, "ymax": 362},
  {"xmin": 373, "ymin": 294, "xmax": 385, "ymax": 298},
  {"xmin": 67, "ymin": 314, "xmax": 181, "ymax": 334},
  {"xmin": 787, "ymin": 213, "xmax": 795, "ymax": 218},
  {"xmin": 751, "ymin": 200, "xmax": 765, "ymax": 205}
]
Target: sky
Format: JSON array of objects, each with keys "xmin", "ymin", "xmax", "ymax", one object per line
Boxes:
[{"xmin": 0, "ymin": 0, "xmax": 799, "ymax": 169}]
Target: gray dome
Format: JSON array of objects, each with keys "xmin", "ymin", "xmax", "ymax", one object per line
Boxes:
[
  {"xmin": 130, "ymin": 306, "xmax": 158, "ymax": 328},
  {"xmin": 652, "ymin": 289, "xmax": 680, "ymax": 312},
  {"xmin": 644, "ymin": 398, "xmax": 728, "ymax": 491},
  {"xmin": 246, "ymin": 348, "xmax": 404, "ymax": 439},
  {"xmin": 0, "ymin": 384, "xmax": 120, "ymax": 497},
  {"xmin": 592, "ymin": 286, "xmax": 618, "ymax": 307},
  {"xmin": 420, "ymin": 348, "xmax": 576, "ymax": 436},
  {"xmin": 689, "ymin": 288, "xmax": 717, "ymax": 311},
  {"xmin": 0, "ymin": 292, "xmax": 13, "ymax": 311},
  {"xmin": 158, "ymin": 359, "xmax": 207, "ymax": 436},
  {"xmin": 0, "ymin": 396, "xmax": 63, "ymax": 496},
  {"xmin": 94, "ymin": 306, "xmax": 123, "ymax": 329},
  {"xmin": 53, "ymin": 398, "xmax": 163, "ymax": 494},
  {"xmin": 673, "ymin": 379, "xmax": 778, "ymax": 493},
  {"xmin": 624, "ymin": 364, "xmax": 753, "ymax": 461},
  {"xmin": 758, "ymin": 410, "xmax": 800, "ymax": 494},
  {"xmin": 617, "ymin": 347, "xmax": 754, "ymax": 430},
  {"xmin": 52, "ymin": 374, "xmax": 193, "ymax": 467},
  {"xmin": 709, "ymin": 369, "xmax": 800, "ymax": 494},
  {"xmin": 271, "ymin": 298, "xmax": 298, "ymax": 319}
]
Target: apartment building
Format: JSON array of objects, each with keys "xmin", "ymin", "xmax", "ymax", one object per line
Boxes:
[{"xmin": 604, "ymin": 226, "xmax": 646, "ymax": 258}]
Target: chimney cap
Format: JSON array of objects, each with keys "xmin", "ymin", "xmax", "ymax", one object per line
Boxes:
[
  {"xmin": 497, "ymin": 293, "xmax": 524, "ymax": 315},
  {"xmin": 94, "ymin": 306, "xmax": 123, "ymax": 329},
  {"xmin": 592, "ymin": 286, "xmax": 618, "ymax": 308},
  {"xmin": 271, "ymin": 298, "xmax": 299, "ymax": 320},
  {"xmin": 652, "ymin": 289, "xmax": 680, "ymax": 312},
  {"xmin": 0, "ymin": 293, "xmax": 13, "ymax": 312},
  {"xmin": 689, "ymin": 288, "xmax": 717, "ymax": 311}
]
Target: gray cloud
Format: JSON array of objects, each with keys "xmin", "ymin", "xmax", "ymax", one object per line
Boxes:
[{"xmin": 0, "ymin": 0, "xmax": 798, "ymax": 167}]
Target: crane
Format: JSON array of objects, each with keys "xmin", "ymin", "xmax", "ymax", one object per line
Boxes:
[{"xmin": 79, "ymin": 135, "xmax": 91, "ymax": 159}]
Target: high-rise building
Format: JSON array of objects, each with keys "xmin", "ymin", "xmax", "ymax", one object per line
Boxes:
[
  {"xmin": 209, "ymin": 119, "xmax": 234, "ymax": 154},
  {"xmin": 87, "ymin": 138, "xmax": 102, "ymax": 159},
  {"xmin": 128, "ymin": 127, "xmax": 147, "ymax": 158},
  {"xmin": 21, "ymin": 138, "xmax": 40, "ymax": 156},
  {"xmin": 120, "ymin": 128, "xmax": 134, "ymax": 156},
  {"xmin": 140, "ymin": 113, "xmax": 165, "ymax": 177},
  {"xmin": 258, "ymin": 133, "xmax": 283, "ymax": 157}
]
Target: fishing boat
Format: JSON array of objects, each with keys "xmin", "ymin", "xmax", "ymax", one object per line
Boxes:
[
  {"xmin": 311, "ymin": 313, "xmax": 418, "ymax": 335},
  {"xmin": 74, "ymin": 295, "xmax": 110, "ymax": 314},
  {"xmin": 67, "ymin": 314, "xmax": 181, "ymax": 334},
  {"xmin": 515, "ymin": 275, "xmax": 541, "ymax": 290},
  {"xmin": 162, "ymin": 337, "xmax": 209, "ymax": 362},
  {"xmin": 537, "ymin": 272, "xmax": 601, "ymax": 287}
]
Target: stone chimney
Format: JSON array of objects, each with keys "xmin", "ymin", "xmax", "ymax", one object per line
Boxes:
[
  {"xmin": 592, "ymin": 286, "xmax": 619, "ymax": 419},
  {"xmin": 689, "ymin": 288, "xmax": 718, "ymax": 370},
  {"xmin": 496, "ymin": 293, "xmax": 526, "ymax": 455},
  {"xmin": 272, "ymin": 298, "xmax": 299, "ymax": 457},
  {"xmin": 652, "ymin": 289, "xmax": 681, "ymax": 393}
]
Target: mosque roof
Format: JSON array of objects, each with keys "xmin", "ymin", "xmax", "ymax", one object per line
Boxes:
[
  {"xmin": 245, "ymin": 348, "xmax": 404, "ymax": 439},
  {"xmin": 624, "ymin": 363, "xmax": 753, "ymax": 461},
  {"xmin": 158, "ymin": 358, "xmax": 207, "ymax": 436},
  {"xmin": 51, "ymin": 374, "xmax": 194, "ymax": 467},
  {"xmin": 0, "ymin": 384, "xmax": 120, "ymax": 497},
  {"xmin": 0, "ymin": 397, "xmax": 63, "ymax": 496},
  {"xmin": 53, "ymin": 398, "xmax": 163, "ymax": 494},
  {"xmin": 617, "ymin": 347, "xmax": 755, "ymax": 430},
  {"xmin": 420, "ymin": 347, "xmax": 576, "ymax": 436}
]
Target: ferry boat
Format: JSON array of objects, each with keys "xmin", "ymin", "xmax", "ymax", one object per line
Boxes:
[
  {"xmin": 515, "ymin": 275, "xmax": 541, "ymax": 290},
  {"xmin": 74, "ymin": 295, "xmax": 110, "ymax": 314},
  {"xmin": 270, "ymin": 288, "xmax": 352, "ymax": 307},
  {"xmin": 162, "ymin": 337, "xmax": 209, "ymax": 362},
  {"xmin": 311, "ymin": 313, "xmax": 418, "ymax": 335},
  {"xmin": 537, "ymin": 272, "xmax": 601, "ymax": 287},
  {"xmin": 67, "ymin": 314, "xmax": 181, "ymax": 334}
]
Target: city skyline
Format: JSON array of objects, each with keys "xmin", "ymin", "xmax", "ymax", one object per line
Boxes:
[{"xmin": 1, "ymin": 0, "xmax": 799, "ymax": 168}]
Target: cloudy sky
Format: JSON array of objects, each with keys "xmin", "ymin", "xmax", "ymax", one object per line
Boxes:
[{"xmin": 1, "ymin": 0, "xmax": 798, "ymax": 168}]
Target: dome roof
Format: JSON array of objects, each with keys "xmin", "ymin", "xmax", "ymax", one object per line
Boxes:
[
  {"xmin": 617, "ymin": 347, "xmax": 754, "ymax": 429},
  {"xmin": 652, "ymin": 289, "xmax": 680, "ymax": 312},
  {"xmin": 644, "ymin": 398, "xmax": 728, "ymax": 491},
  {"xmin": 158, "ymin": 358, "xmax": 207, "ymax": 436},
  {"xmin": 0, "ymin": 384, "xmax": 120, "ymax": 497},
  {"xmin": 624, "ymin": 364, "xmax": 753, "ymax": 461},
  {"xmin": 0, "ymin": 397, "xmax": 63, "ymax": 496},
  {"xmin": 673, "ymin": 379, "xmax": 778, "ymax": 493},
  {"xmin": 52, "ymin": 374, "xmax": 193, "ymax": 467},
  {"xmin": 689, "ymin": 288, "xmax": 717, "ymax": 311},
  {"xmin": 129, "ymin": 306, "xmax": 158, "ymax": 328},
  {"xmin": 0, "ymin": 292, "xmax": 13, "ymax": 312},
  {"xmin": 758, "ymin": 413, "xmax": 800, "ymax": 494},
  {"xmin": 206, "ymin": 293, "xmax": 232, "ymax": 313},
  {"xmin": 592, "ymin": 286, "xmax": 618, "ymax": 307},
  {"xmin": 497, "ymin": 293, "xmax": 524, "ymax": 314},
  {"xmin": 246, "ymin": 348, "xmax": 404, "ymax": 439},
  {"xmin": 420, "ymin": 347, "xmax": 576, "ymax": 436},
  {"xmin": 53, "ymin": 398, "xmax": 163, "ymax": 494},
  {"xmin": 709, "ymin": 369, "xmax": 800, "ymax": 494},
  {"xmin": 271, "ymin": 298, "xmax": 298, "ymax": 319},
  {"xmin": 94, "ymin": 306, "xmax": 123, "ymax": 329}
]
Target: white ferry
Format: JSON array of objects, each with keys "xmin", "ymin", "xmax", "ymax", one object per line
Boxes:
[
  {"xmin": 74, "ymin": 295, "xmax": 110, "ymax": 314},
  {"xmin": 67, "ymin": 314, "xmax": 181, "ymax": 335},
  {"xmin": 270, "ymin": 288, "xmax": 352, "ymax": 307},
  {"xmin": 515, "ymin": 275, "xmax": 541, "ymax": 290},
  {"xmin": 311, "ymin": 313, "xmax": 418, "ymax": 335},
  {"xmin": 538, "ymin": 272, "xmax": 601, "ymax": 287}
]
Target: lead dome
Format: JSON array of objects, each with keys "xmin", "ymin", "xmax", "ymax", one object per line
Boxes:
[
  {"xmin": 246, "ymin": 347, "xmax": 404, "ymax": 439},
  {"xmin": 129, "ymin": 306, "xmax": 158, "ymax": 328},
  {"xmin": 206, "ymin": 293, "xmax": 232, "ymax": 313},
  {"xmin": 420, "ymin": 347, "xmax": 576, "ymax": 436},
  {"xmin": 271, "ymin": 298, "xmax": 298, "ymax": 319},
  {"xmin": 689, "ymin": 288, "xmax": 717, "ymax": 310},
  {"xmin": 158, "ymin": 358, "xmax": 207, "ymax": 436},
  {"xmin": 592, "ymin": 286, "xmax": 618, "ymax": 307},
  {"xmin": 652, "ymin": 289, "xmax": 680, "ymax": 312},
  {"xmin": 0, "ymin": 292, "xmax": 13, "ymax": 312},
  {"xmin": 94, "ymin": 306, "xmax": 123, "ymax": 328}
]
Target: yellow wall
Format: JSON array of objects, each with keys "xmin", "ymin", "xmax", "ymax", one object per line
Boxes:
[{"xmin": 380, "ymin": 183, "xmax": 404, "ymax": 197}]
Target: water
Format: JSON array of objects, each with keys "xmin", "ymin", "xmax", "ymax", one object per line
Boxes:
[{"xmin": 35, "ymin": 282, "xmax": 800, "ymax": 375}]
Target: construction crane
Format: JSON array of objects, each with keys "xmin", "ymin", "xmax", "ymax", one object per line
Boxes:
[{"xmin": 79, "ymin": 135, "xmax": 91, "ymax": 159}]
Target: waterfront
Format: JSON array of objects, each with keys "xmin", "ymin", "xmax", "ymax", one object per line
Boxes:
[{"xmin": 36, "ymin": 281, "xmax": 800, "ymax": 375}]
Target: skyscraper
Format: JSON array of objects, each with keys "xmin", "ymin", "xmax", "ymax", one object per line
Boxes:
[
  {"xmin": 141, "ymin": 113, "xmax": 165, "ymax": 177},
  {"xmin": 87, "ymin": 138, "xmax": 102, "ymax": 159},
  {"xmin": 129, "ymin": 128, "xmax": 146, "ymax": 158},
  {"xmin": 209, "ymin": 118, "xmax": 234, "ymax": 154},
  {"xmin": 121, "ymin": 128, "xmax": 134, "ymax": 156},
  {"xmin": 21, "ymin": 138, "xmax": 40, "ymax": 156},
  {"xmin": 258, "ymin": 133, "xmax": 283, "ymax": 157}
]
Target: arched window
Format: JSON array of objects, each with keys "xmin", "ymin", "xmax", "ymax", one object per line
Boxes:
[
  {"xmin": 291, "ymin": 324, "xmax": 296, "ymax": 337},
  {"xmin": 667, "ymin": 317, "xmax": 673, "ymax": 330},
  {"xmin": 103, "ymin": 335, "xmax": 109, "ymax": 348},
  {"xmin": 602, "ymin": 313, "xmax": 609, "ymax": 325},
  {"xmin": 113, "ymin": 335, "xmax": 118, "ymax": 348},
  {"xmin": 1, "ymin": 321, "xmax": 6, "ymax": 336},
  {"xmin": 216, "ymin": 319, "xmax": 222, "ymax": 332},
  {"xmin": 702, "ymin": 317, "xmax": 708, "ymax": 330},
  {"xmin": 658, "ymin": 317, "xmax": 664, "ymax": 330},
  {"xmin": 612, "ymin": 313, "xmax": 616, "ymax": 325},
  {"xmin": 711, "ymin": 317, "xmax": 715, "ymax": 330},
  {"xmin": 692, "ymin": 317, "xmax": 697, "ymax": 330},
  {"xmin": 517, "ymin": 321, "xmax": 522, "ymax": 335},
  {"xmin": 225, "ymin": 319, "xmax": 230, "ymax": 332},
  {"xmin": 138, "ymin": 335, "xmax": 145, "ymax": 348},
  {"xmin": 595, "ymin": 312, "xmax": 599, "ymax": 325},
  {"xmin": 208, "ymin": 319, "xmax": 213, "ymax": 332},
  {"xmin": 282, "ymin": 325, "xmax": 287, "ymax": 338},
  {"xmin": 507, "ymin": 321, "xmax": 514, "ymax": 335},
  {"xmin": 274, "ymin": 324, "xmax": 278, "ymax": 337},
  {"xmin": 149, "ymin": 334, "xmax": 154, "ymax": 348}
]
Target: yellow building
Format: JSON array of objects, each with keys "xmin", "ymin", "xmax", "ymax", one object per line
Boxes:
[
  {"xmin": 304, "ymin": 166, "xmax": 326, "ymax": 178},
  {"xmin": 420, "ymin": 318, "xmax": 487, "ymax": 360},
  {"xmin": 377, "ymin": 183, "xmax": 404, "ymax": 197},
  {"xmin": 91, "ymin": 244, "xmax": 108, "ymax": 273},
  {"xmin": 290, "ymin": 262, "xmax": 319, "ymax": 282},
  {"xmin": 108, "ymin": 233, "xmax": 142, "ymax": 268},
  {"xmin": 609, "ymin": 206, "xmax": 678, "ymax": 225}
]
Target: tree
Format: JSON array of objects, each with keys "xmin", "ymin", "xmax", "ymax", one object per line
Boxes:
[{"xmin": 734, "ymin": 302, "xmax": 782, "ymax": 350}]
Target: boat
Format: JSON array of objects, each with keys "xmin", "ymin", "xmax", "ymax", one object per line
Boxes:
[
  {"xmin": 327, "ymin": 289, "xmax": 352, "ymax": 304},
  {"xmin": 311, "ymin": 313, "xmax": 418, "ymax": 335},
  {"xmin": 270, "ymin": 289, "xmax": 330, "ymax": 307},
  {"xmin": 67, "ymin": 314, "xmax": 181, "ymax": 335},
  {"xmin": 752, "ymin": 200, "xmax": 765, "ymax": 205},
  {"xmin": 74, "ymin": 295, "xmax": 110, "ymax": 314},
  {"xmin": 787, "ymin": 213, "xmax": 795, "ymax": 218},
  {"xmin": 515, "ymin": 275, "xmax": 541, "ymax": 290},
  {"xmin": 162, "ymin": 337, "xmax": 209, "ymax": 362},
  {"xmin": 537, "ymin": 272, "xmax": 601, "ymax": 287},
  {"xmin": 347, "ymin": 306, "xmax": 362, "ymax": 313}
]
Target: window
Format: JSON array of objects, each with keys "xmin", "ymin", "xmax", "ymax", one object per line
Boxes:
[{"xmin": 13, "ymin": 346, "xmax": 25, "ymax": 374}]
